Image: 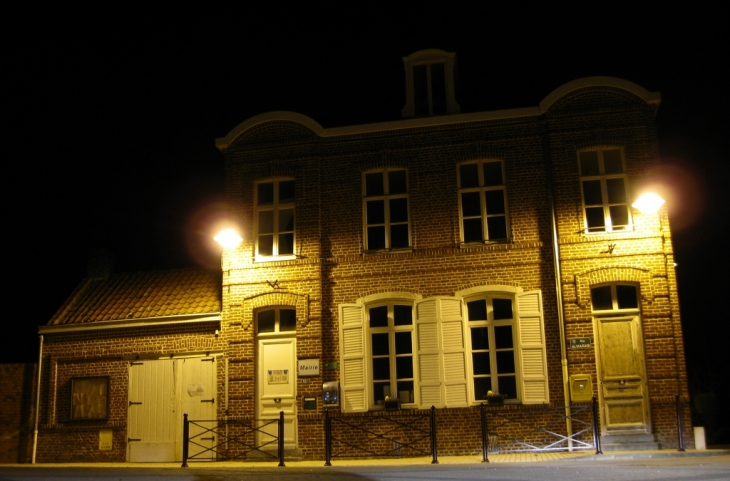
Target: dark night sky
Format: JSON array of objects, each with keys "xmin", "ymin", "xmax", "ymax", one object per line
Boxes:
[{"xmin": 5, "ymin": 7, "xmax": 728, "ymax": 414}]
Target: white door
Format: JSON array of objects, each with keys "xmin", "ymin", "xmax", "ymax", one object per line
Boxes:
[
  {"xmin": 128, "ymin": 360, "xmax": 178, "ymax": 462},
  {"xmin": 257, "ymin": 337, "xmax": 297, "ymax": 449},
  {"xmin": 595, "ymin": 315, "xmax": 650, "ymax": 435},
  {"xmin": 128, "ymin": 357, "xmax": 217, "ymax": 462}
]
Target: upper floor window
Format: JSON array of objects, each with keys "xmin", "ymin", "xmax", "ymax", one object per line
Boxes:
[
  {"xmin": 368, "ymin": 302, "xmax": 415, "ymax": 408},
  {"xmin": 458, "ymin": 160, "xmax": 509, "ymax": 243},
  {"xmin": 401, "ymin": 49, "xmax": 460, "ymax": 118},
  {"xmin": 591, "ymin": 284, "xmax": 639, "ymax": 312},
  {"xmin": 256, "ymin": 179, "xmax": 295, "ymax": 258},
  {"xmin": 364, "ymin": 169, "xmax": 410, "ymax": 251},
  {"xmin": 466, "ymin": 296, "xmax": 517, "ymax": 401},
  {"xmin": 579, "ymin": 149, "xmax": 630, "ymax": 233}
]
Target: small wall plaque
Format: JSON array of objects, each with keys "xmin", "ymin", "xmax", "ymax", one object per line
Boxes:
[
  {"xmin": 298, "ymin": 359, "xmax": 320, "ymax": 377},
  {"xmin": 569, "ymin": 338, "xmax": 592, "ymax": 350},
  {"xmin": 303, "ymin": 396, "xmax": 317, "ymax": 410}
]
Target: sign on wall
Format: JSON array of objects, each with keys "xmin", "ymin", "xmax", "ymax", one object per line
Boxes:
[
  {"xmin": 298, "ymin": 359, "xmax": 320, "ymax": 377},
  {"xmin": 268, "ymin": 369, "xmax": 289, "ymax": 384}
]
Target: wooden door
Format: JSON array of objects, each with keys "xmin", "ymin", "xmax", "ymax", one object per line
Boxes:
[
  {"xmin": 257, "ymin": 337, "xmax": 297, "ymax": 448},
  {"xmin": 594, "ymin": 315, "xmax": 650, "ymax": 435}
]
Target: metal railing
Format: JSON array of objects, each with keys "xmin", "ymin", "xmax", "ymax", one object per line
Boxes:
[
  {"xmin": 324, "ymin": 406, "xmax": 438, "ymax": 466},
  {"xmin": 479, "ymin": 396, "xmax": 602, "ymax": 461},
  {"xmin": 181, "ymin": 412, "xmax": 285, "ymax": 467}
]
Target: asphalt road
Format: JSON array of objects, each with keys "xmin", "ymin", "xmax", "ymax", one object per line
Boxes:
[{"xmin": 2, "ymin": 455, "xmax": 730, "ymax": 481}]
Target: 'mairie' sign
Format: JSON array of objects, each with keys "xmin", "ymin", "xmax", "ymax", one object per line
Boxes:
[{"xmin": 298, "ymin": 359, "xmax": 320, "ymax": 376}]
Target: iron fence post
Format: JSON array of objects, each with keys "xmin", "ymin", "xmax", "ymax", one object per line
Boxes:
[
  {"xmin": 181, "ymin": 413, "xmax": 189, "ymax": 467},
  {"xmin": 430, "ymin": 405, "xmax": 439, "ymax": 464},
  {"xmin": 278, "ymin": 410, "xmax": 286, "ymax": 466},
  {"xmin": 480, "ymin": 403, "xmax": 489, "ymax": 462},
  {"xmin": 675, "ymin": 393, "xmax": 685, "ymax": 452},
  {"xmin": 591, "ymin": 396, "xmax": 602, "ymax": 454},
  {"xmin": 324, "ymin": 409, "xmax": 332, "ymax": 466}
]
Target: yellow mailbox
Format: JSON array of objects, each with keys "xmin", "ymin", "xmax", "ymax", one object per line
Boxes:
[{"xmin": 569, "ymin": 374, "xmax": 593, "ymax": 402}]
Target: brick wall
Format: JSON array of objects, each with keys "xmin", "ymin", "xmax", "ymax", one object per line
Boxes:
[{"xmin": 0, "ymin": 363, "xmax": 36, "ymax": 464}]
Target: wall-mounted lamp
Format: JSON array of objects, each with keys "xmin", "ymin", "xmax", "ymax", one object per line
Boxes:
[
  {"xmin": 214, "ymin": 228, "xmax": 243, "ymax": 248},
  {"xmin": 632, "ymin": 193, "xmax": 665, "ymax": 214}
]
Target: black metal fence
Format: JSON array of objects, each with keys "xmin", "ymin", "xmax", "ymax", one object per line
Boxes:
[
  {"xmin": 324, "ymin": 406, "xmax": 439, "ymax": 465},
  {"xmin": 181, "ymin": 412, "xmax": 285, "ymax": 467},
  {"xmin": 479, "ymin": 397, "xmax": 602, "ymax": 461}
]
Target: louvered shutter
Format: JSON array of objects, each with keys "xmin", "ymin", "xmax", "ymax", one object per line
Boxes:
[
  {"xmin": 339, "ymin": 303, "xmax": 367, "ymax": 412},
  {"xmin": 516, "ymin": 290, "xmax": 549, "ymax": 404},
  {"xmin": 415, "ymin": 297, "xmax": 468, "ymax": 408}
]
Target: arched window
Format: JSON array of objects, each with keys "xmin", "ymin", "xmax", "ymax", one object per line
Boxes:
[
  {"xmin": 590, "ymin": 284, "xmax": 639, "ymax": 312},
  {"xmin": 257, "ymin": 307, "xmax": 296, "ymax": 334}
]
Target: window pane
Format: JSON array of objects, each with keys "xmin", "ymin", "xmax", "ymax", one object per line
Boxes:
[
  {"xmin": 459, "ymin": 164, "xmax": 479, "ymax": 188},
  {"xmin": 389, "ymin": 198, "xmax": 408, "ymax": 223},
  {"xmin": 591, "ymin": 286, "xmax": 613, "ymax": 310},
  {"xmin": 430, "ymin": 62, "xmax": 446, "ymax": 114},
  {"xmin": 390, "ymin": 224, "xmax": 410, "ymax": 248},
  {"xmin": 396, "ymin": 356, "xmax": 413, "ymax": 378},
  {"xmin": 463, "ymin": 219, "xmax": 483, "ymax": 242},
  {"xmin": 259, "ymin": 211, "xmax": 273, "ymax": 234},
  {"xmin": 372, "ymin": 357, "xmax": 390, "ymax": 380},
  {"xmin": 603, "ymin": 149, "xmax": 623, "ymax": 174},
  {"xmin": 258, "ymin": 235, "xmax": 273, "ymax": 256},
  {"xmin": 609, "ymin": 205, "xmax": 629, "ymax": 229},
  {"xmin": 365, "ymin": 172, "xmax": 384, "ymax": 196},
  {"xmin": 413, "ymin": 64, "xmax": 429, "ymax": 116},
  {"xmin": 369, "ymin": 306, "xmax": 388, "ymax": 328},
  {"xmin": 278, "ymin": 233, "xmax": 294, "ymax": 255},
  {"xmin": 471, "ymin": 327, "xmax": 489, "ymax": 350},
  {"xmin": 280, "ymin": 309, "xmax": 296, "ymax": 331},
  {"xmin": 582, "ymin": 180, "xmax": 603, "ymax": 205},
  {"xmin": 395, "ymin": 332, "xmax": 412, "ymax": 354},
  {"xmin": 372, "ymin": 333, "xmax": 389, "ymax": 355},
  {"xmin": 472, "ymin": 352, "xmax": 491, "ymax": 375},
  {"xmin": 396, "ymin": 381, "xmax": 414, "ymax": 404},
  {"xmin": 279, "ymin": 209, "xmax": 294, "ymax": 232},
  {"xmin": 617, "ymin": 285, "xmax": 639, "ymax": 309},
  {"xmin": 494, "ymin": 325, "xmax": 513, "ymax": 349},
  {"xmin": 366, "ymin": 200, "xmax": 385, "ymax": 224},
  {"xmin": 461, "ymin": 192, "xmax": 481, "ymax": 216},
  {"xmin": 279, "ymin": 180, "xmax": 295, "ymax": 203},
  {"xmin": 486, "ymin": 216, "xmax": 507, "ymax": 240},
  {"xmin": 585, "ymin": 207, "xmax": 606, "ymax": 231},
  {"xmin": 474, "ymin": 377, "xmax": 492, "ymax": 400},
  {"xmin": 388, "ymin": 170, "xmax": 407, "ymax": 194},
  {"xmin": 258, "ymin": 310, "xmax": 275, "ymax": 333},
  {"xmin": 492, "ymin": 299, "xmax": 513, "ymax": 320},
  {"xmin": 482, "ymin": 162, "xmax": 503, "ymax": 186},
  {"xmin": 257, "ymin": 182, "xmax": 274, "ymax": 205},
  {"xmin": 498, "ymin": 376, "xmax": 517, "ymax": 399},
  {"xmin": 606, "ymin": 178, "xmax": 627, "ymax": 203},
  {"xmin": 496, "ymin": 351, "xmax": 515, "ymax": 373},
  {"xmin": 374, "ymin": 382, "xmax": 389, "ymax": 404},
  {"xmin": 367, "ymin": 226, "xmax": 386, "ymax": 250},
  {"xmin": 580, "ymin": 151, "xmax": 600, "ymax": 175},
  {"xmin": 467, "ymin": 300, "xmax": 487, "ymax": 321},
  {"xmin": 485, "ymin": 189, "xmax": 505, "ymax": 215},
  {"xmin": 393, "ymin": 305, "xmax": 412, "ymax": 326}
]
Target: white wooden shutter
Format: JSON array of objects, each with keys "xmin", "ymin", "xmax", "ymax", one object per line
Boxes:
[
  {"xmin": 339, "ymin": 303, "xmax": 367, "ymax": 412},
  {"xmin": 415, "ymin": 297, "xmax": 468, "ymax": 408},
  {"xmin": 516, "ymin": 290, "xmax": 549, "ymax": 404}
]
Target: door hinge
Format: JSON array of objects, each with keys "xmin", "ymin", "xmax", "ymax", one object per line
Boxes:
[
  {"xmin": 128, "ymin": 438, "xmax": 142, "ymax": 442},
  {"xmin": 201, "ymin": 398, "xmax": 215, "ymax": 403},
  {"xmin": 130, "ymin": 361, "xmax": 144, "ymax": 366},
  {"xmin": 201, "ymin": 436, "xmax": 215, "ymax": 441},
  {"xmin": 129, "ymin": 401, "xmax": 143, "ymax": 406}
]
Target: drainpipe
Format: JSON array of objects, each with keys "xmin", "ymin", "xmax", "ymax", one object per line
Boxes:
[
  {"xmin": 542, "ymin": 119, "xmax": 573, "ymax": 449},
  {"xmin": 32, "ymin": 334, "xmax": 43, "ymax": 464}
]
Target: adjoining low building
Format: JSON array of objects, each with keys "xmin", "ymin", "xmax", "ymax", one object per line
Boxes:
[{"xmin": 35, "ymin": 50, "xmax": 691, "ymax": 462}]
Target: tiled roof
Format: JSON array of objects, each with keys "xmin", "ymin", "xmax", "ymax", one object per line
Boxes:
[{"xmin": 48, "ymin": 268, "xmax": 221, "ymax": 325}]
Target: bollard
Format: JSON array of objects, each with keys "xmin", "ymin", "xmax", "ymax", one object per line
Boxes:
[
  {"xmin": 181, "ymin": 413, "xmax": 189, "ymax": 467},
  {"xmin": 675, "ymin": 394, "xmax": 685, "ymax": 452},
  {"xmin": 430, "ymin": 405, "xmax": 439, "ymax": 464},
  {"xmin": 591, "ymin": 396, "xmax": 602, "ymax": 455},
  {"xmin": 480, "ymin": 403, "xmax": 489, "ymax": 462},
  {"xmin": 278, "ymin": 410, "xmax": 286, "ymax": 466},
  {"xmin": 324, "ymin": 409, "xmax": 332, "ymax": 466}
]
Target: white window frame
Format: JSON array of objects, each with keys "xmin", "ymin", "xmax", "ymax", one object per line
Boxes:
[
  {"xmin": 367, "ymin": 301, "xmax": 417, "ymax": 409},
  {"xmin": 363, "ymin": 169, "xmax": 411, "ymax": 251},
  {"xmin": 255, "ymin": 178, "xmax": 295, "ymax": 260},
  {"xmin": 579, "ymin": 148, "xmax": 632, "ymax": 233},
  {"xmin": 590, "ymin": 283, "xmax": 640, "ymax": 314},
  {"xmin": 457, "ymin": 160, "xmax": 509, "ymax": 243},
  {"xmin": 464, "ymin": 295, "xmax": 519, "ymax": 402}
]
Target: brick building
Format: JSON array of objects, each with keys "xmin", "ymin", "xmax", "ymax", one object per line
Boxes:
[{"xmin": 34, "ymin": 50, "xmax": 690, "ymax": 462}]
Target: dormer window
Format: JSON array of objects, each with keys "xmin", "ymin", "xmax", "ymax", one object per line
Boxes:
[{"xmin": 402, "ymin": 50, "xmax": 460, "ymax": 118}]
